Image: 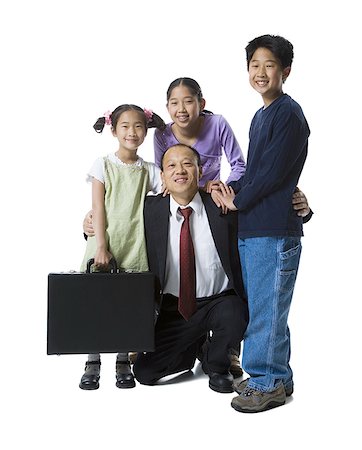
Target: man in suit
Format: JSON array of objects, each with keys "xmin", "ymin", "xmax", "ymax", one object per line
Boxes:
[{"xmin": 133, "ymin": 144, "xmax": 248, "ymax": 393}]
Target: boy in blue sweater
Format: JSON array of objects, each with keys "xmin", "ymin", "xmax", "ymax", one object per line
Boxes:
[{"xmin": 216, "ymin": 35, "xmax": 310, "ymax": 413}]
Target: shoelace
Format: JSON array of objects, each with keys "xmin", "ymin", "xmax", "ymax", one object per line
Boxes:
[{"xmin": 242, "ymin": 386, "xmax": 259, "ymax": 397}]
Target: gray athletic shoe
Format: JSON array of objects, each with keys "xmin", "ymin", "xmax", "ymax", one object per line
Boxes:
[
  {"xmin": 233, "ymin": 378, "xmax": 293, "ymax": 397},
  {"xmin": 231, "ymin": 383, "xmax": 286, "ymax": 413}
]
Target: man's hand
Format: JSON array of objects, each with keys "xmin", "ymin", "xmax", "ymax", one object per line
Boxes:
[
  {"xmin": 83, "ymin": 210, "xmax": 95, "ymax": 236},
  {"xmin": 292, "ymin": 188, "xmax": 310, "ymax": 217}
]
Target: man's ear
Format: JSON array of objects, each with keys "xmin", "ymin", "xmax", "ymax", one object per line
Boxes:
[
  {"xmin": 160, "ymin": 170, "xmax": 166, "ymax": 186},
  {"xmin": 282, "ymin": 66, "xmax": 291, "ymax": 83}
]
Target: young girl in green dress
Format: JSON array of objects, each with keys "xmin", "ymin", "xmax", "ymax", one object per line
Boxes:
[{"xmin": 79, "ymin": 104, "xmax": 165, "ymax": 390}]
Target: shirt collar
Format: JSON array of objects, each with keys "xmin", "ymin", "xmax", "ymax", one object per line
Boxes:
[{"xmin": 169, "ymin": 191, "xmax": 203, "ymax": 220}]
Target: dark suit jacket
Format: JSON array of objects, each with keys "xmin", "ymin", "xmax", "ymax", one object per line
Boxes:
[{"xmin": 144, "ymin": 190, "xmax": 248, "ymax": 318}]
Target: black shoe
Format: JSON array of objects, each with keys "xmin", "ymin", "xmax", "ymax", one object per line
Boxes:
[
  {"xmin": 79, "ymin": 361, "xmax": 101, "ymax": 390},
  {"xmin": 115, "ymin": 361, "xmax": 136, "ymax": 389},
  {"xmin": 208, "ymin": 371, "xmax": 234, "ymax": 393}
]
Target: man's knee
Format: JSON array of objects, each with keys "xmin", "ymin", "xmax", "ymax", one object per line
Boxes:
[
  {"xmin": 212, "ymin": 296, "xmax": 247, "ymax": 339},
  {"xmin": 215, "ymin": 295, "xmax": 243, "ymax": 320}
]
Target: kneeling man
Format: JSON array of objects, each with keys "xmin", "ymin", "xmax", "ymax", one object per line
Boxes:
[{"xmin": 134, "ymin": 144, "xmax": 248, "ymax": 393}]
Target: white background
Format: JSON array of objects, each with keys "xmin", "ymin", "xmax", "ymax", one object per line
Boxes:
[{"xmin": 1, "ymin": 1, "xmax": 360, "ymax": 448}]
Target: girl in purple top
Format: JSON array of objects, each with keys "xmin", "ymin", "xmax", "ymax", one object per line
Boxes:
[{"xmin": 154, "ymin": 77, "xmax": 246, "ymax": 188}]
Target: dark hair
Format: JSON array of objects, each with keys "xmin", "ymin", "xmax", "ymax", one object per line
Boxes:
[
  {"xmin": 160, "ymin": 144, "xmax": 202, "ymax": 171},
  {"xmin": 166, "ymin": 77, "xmax": 213, "ymax": 115},
  {"xmin": 245, "ymin": 35, "xmax": 294, "ymax": 69},
  {"xmin": 93, "ymin": 104, "xmax": 166, "ymax": 133}
]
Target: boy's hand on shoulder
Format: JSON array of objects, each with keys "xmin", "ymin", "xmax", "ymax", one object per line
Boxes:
[
  {"xmin": 217, "ymin": 184, "xmax": 238, "ymax": 212},
  {"xmin": 211, "ymin": 190, "xmax": 228, "ymax": 214}
]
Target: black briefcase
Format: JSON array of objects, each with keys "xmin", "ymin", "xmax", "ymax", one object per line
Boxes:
[{"xmin": 47, "ymin": 259, "xmax": 156, "ymax": 355}]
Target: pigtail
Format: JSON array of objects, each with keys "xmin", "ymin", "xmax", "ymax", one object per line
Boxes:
[
  {"xmin": 93, "ymin": 105, "xmax": 165, "ymax": 133},
  {"xmin": 201, "ymin": 109, "xmax": 214, "ymax": 116},
  {"xmin": 93, "ymin": 110, "xmax": 112, "ymax": 133},
  {"xmin": 147, "ymin": 111, "xmax": 166, "ymax": 131},
  {"xmin": 93, "ymin": 116, "xmax": 106, "ymax": 133}
]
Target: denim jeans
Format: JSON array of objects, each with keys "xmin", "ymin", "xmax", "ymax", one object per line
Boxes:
[{"xmin": 238, "ymin": 236, "xmax": 302, "ymax": 393}]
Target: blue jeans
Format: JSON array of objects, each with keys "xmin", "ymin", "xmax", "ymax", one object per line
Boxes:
[{"xmin": 238, "ymin": 236, "xmax": 302, "ymax": 393}]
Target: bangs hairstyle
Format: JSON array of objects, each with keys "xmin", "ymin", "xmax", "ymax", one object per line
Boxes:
[
  {"xmin": 166, "ymin": 77, "xmax": 203, "ymax": 102},
  {"xmin": 245, "ymin": 34, "xmax": 294, "ymax": 69},
  {"xmin": 166, "ymin": 77, "xmax": 213, "ymax": 115}
]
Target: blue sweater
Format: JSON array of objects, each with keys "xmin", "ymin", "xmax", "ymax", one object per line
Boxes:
[{"xmin": 230, "ymin": 94, "xmax": 310, "ymax": 239}]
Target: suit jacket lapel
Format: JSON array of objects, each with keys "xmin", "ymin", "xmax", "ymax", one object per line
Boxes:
[
  {"xmin": 151, "ymin": 196, "xmax": 170, "ymax": 287},
  {"xmin": 200, "ymin": 191, "xmax": 233, "ymax": 281}
]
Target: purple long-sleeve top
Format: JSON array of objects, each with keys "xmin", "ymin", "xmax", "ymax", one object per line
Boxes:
[{"xmin": 153, "ymin": 114, "xmax": 246, "ymax": 186}]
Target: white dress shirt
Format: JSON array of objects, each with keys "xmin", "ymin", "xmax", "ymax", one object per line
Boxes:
[{"xmin": 163, "ymin": 192, "xmax": 230, "ymax": 298}]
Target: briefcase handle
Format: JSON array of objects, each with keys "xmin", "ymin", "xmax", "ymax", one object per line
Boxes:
[{"xmin": 86, "ymin": 258, "xmax": 118, "ymax": 273}]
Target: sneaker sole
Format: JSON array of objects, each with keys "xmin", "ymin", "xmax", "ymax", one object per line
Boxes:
[{"xmin": 231, "ymin": 398, "xmax": 285, "ymax": 413}]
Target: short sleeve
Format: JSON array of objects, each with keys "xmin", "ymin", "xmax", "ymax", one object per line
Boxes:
[
  {"xmin": 86, "ymin": 157, "xmax": 105, "ymax": 184},
  {"xmin": 144, "ymin": 161, "xmax": 162, "ymax": 194}
]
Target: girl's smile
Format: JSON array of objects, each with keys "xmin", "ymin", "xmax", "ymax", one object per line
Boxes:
[
  {"xmin": 167, "ymin": 85, "xmax": 204, "ymax": 129},
  {"xmin": 112, "ymin": 110, "xmax": 147, "ymax": 161}
]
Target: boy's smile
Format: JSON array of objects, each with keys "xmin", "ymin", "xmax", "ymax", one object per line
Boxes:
[{"xmin": 248, "ymin": 47, "xmax": 291, "ymax": 107}]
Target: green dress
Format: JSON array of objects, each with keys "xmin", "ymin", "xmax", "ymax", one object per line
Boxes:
[{"xmin": 81, "ymin": 157, "xmax": 149, "ymax": 272}]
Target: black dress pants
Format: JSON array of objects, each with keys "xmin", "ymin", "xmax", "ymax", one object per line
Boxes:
[{"xmin": 133, "ymin": 291, "xmax": 247, "ymax": 385}]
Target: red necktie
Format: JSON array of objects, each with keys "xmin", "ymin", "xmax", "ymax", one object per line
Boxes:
[{"xmin": 178, "ymin": 207, "xmax": 197, "ymax": 320}]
